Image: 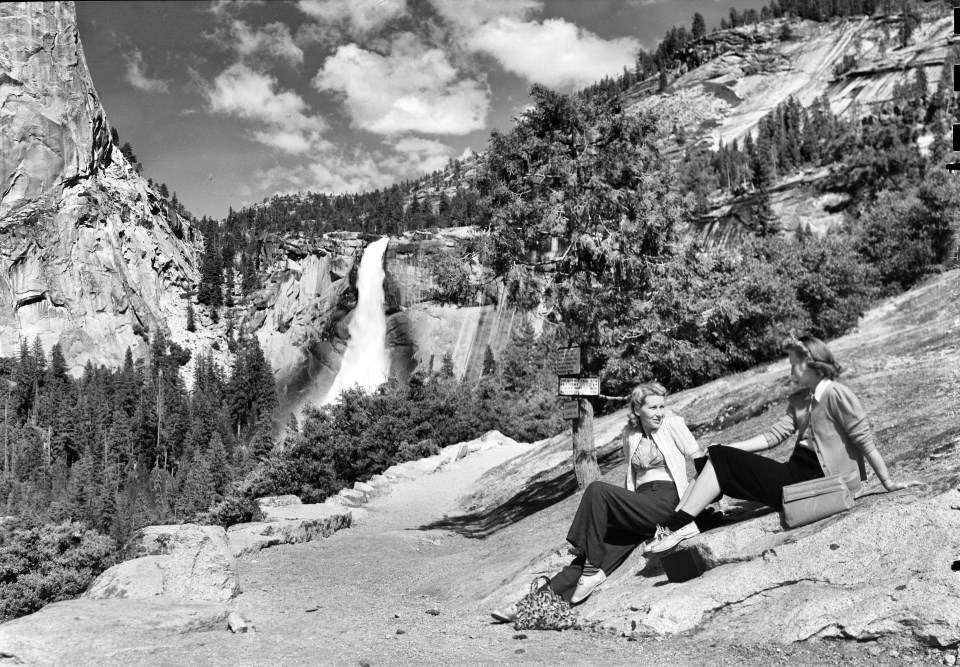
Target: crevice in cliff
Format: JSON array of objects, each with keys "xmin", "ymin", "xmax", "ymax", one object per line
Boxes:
[{"xmin": 15, "ymin": 293, "xmax": 47, "ymax": 311}]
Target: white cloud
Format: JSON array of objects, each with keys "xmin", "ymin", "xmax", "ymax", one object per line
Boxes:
[
  {"xmin": 428, "ymin": 0, "xmax": 542, "ymax": 31},
  {"xmin": 382, "ymin": 136, "xmax": 454, "ymax": 175},
  {"xmin": 249, "ymin": 137, "xmax": 453, "ymax": 198},
  {"xmin": 124, "ymin": 49, "xmax": 169, "ymax": 93},
  {"xmin": 467, "ymin": 17, "xmax": 639, "ymax": 90},
  {"xmin": 216, "ymin": 20, "xmax": 304, "ymax": 65},
  {"xmin": 313, "ymin": 33, "xmax": 489, "ymax": 136},
  {"xmin": 205, "ymin": 63, "xmax": 327, "ymax": 154},
  {"xmin": 296, "ymin": 0, "xmax": 407, "ymax": 38}
]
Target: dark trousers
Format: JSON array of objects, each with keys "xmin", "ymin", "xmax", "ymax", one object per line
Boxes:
[
  {"xmin": 547, "ymin": 480, "xmax": 679, "ymax": 603},
  {"xmin": 708, "ymin": 444, "xmax": 824, "ymax": 509}
]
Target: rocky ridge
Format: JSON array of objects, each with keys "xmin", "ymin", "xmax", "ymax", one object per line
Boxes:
[{"xmin": 648, "ymin": 12, "xmax": 958, "ymax": 245}]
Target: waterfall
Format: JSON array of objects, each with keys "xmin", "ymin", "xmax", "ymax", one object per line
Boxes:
[{"xmin": 323, "ymin": 237, "xmax": 391, "ymax": 404}]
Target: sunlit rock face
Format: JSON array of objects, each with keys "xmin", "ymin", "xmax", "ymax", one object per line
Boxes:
[
  {"xmin": 383, "ymin": 229, "xmax": 518, "ymax": 383},
  {"xmin": 242, "ymin": 232, "xmax": 363, "ymax": 408},
  {"xmin": 0, "ymin": 2, "xmax": 200, "ymax": 370}
]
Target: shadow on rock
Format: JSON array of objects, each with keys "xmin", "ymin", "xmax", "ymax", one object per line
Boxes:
[{"xmin": 418, "ymin": 447, "xmax": 623, "ymax": 538}]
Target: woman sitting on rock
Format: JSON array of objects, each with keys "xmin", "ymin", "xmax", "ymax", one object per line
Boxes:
[
  {"xmin": 644, "ymin": 335, "xmax": 921, "ymax": 555},
  {"xmin": 492, "ymin": 381, "xmax": 704, "ymax": 622}
]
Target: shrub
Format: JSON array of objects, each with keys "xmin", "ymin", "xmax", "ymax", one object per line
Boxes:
[{"xmin": 0, "ymin": 518, "xmax": 115, "ymax": 622}]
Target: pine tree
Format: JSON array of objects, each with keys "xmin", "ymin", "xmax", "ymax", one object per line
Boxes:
[
  {"xmin": 481, "ymin": 345, "xmax": 498, "ymax": 378},
  {"xmin": 186, "ymin": 303, "xmax": 196, "ymax": 332},
  {"xmin": 692, "ymin": 12, "xmax": 706, "ymax": 40},
  {"xmin": 207, "ymin": 432, "xmax": 231, "ymax": 498},
  {"xmin": 119, "ymin": 142, "xmax": 137, "ymax": 165},
  {"xmin": 753, "ymin": 187, "xmax": 781, "ymax": 236},
  {"xmin": 914, "ymin": 66, "xmax": 928, "ymax": 99},
  {"xmin": 440, "ymin": 351, "xmax": 456, "ymax": 379},
  {"xmin": 228, "ymin": 337, "xmax": 278, "ymax": 441}
]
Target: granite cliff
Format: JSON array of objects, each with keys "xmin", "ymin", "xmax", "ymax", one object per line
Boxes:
[{"xmin": 0, "ymin": 2, "xmax": 202, "ymax": 370}]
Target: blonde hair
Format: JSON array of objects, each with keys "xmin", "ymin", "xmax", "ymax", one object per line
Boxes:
[
  {"xmin": 783, "ymin": 335, "xmax": 843, "ymax": 380},
  {"xmin": 627, "ymin": 381, "xmax": 667, "ymax": 430}
]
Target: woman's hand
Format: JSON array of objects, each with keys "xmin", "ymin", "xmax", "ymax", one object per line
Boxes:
[{"xmin": 882, "ymin": 479, "xmax": 924, "ymax": 492}]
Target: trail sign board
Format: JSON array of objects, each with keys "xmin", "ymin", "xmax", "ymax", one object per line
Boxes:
[
  {"xmin": 556, "ymin": 346, "xmax": 582, "ymax": 376},
  {"xmin": 558, "ymin": 377, "xmax": 600, "ymax": 397},
  {"xmin": 562, "ymin": 400, "xmax": 579, "ymax": 420}
]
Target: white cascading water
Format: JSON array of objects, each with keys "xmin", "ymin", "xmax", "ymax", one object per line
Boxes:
[{"xmin": 323, "ymin": 236, "xmax": 391, "ymax": 404}]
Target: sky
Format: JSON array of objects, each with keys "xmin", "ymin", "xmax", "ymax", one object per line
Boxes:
[{"xmin": 76, "ymin": 0, "xmax": 770, "ymax": 220}]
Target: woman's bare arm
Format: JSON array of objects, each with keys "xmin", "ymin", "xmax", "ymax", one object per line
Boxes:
[
  {"xmin": 864, "ymin": 449, "xmax": 923, "ymax": 491},
  {"xmin": 724, "ymin": 434, "xmax": 771, "ymax": 452}
]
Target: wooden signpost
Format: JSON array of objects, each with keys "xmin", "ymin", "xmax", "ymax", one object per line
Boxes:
[{"xmin": 556, "ymin": 345, "xmax": 600, "ymax": 488}]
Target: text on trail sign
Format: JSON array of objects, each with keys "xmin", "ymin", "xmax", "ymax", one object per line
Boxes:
[
  {"xmin": 562, "ymin": 400, "xmax": 579, "ymax": 420},
  {"xmin": 558, "ymin": 377, "xmax": 600, "ymax": 397},
  {"xmin": 556, "ymin": 346, "xmax": 582, "ymax": 376}
]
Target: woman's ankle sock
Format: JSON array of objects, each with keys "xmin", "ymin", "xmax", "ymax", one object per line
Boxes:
[
  {"xmin": 664, "ymin": 510, "xmax": 695, "ymax": 532},
  {"xmin": 582, "ymin": 562, "xmax": 600, "ymax": 577}
]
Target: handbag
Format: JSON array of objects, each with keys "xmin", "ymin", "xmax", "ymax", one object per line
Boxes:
[
  {"xmin": 513, "ymin": 577, "xmax": 578, "ymax": 631},
  {"xmin": 781, "ymin": 401, "xmax": 854, "ymax": 528},
  {"xmin": 781, "ymin": 474, "xmax": 854, "ymax": 528}
]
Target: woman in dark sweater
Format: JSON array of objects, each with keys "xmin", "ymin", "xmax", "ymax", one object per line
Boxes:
[{"xmin": 645, "ymin": 335, "xmax": 921, "ymax": 554}]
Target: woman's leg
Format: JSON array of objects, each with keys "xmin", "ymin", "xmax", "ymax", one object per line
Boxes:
[
  {"xmin": 648, "ymin": 445, "xmax": 823, "ymax": 553},
  {"xmin": 551, "ymin": 480, "xmax": 678, "ymax": 602},
  {"xmin": 676, "ymin": 459, "xmax": 722, "ymax": 516}
]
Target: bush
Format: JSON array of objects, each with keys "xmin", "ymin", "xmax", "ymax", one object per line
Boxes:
[
  {"xmin": 199, "ymin": 494, "xmax": 261, "ymax": 528},
  {"xmin": 0, "ymin": 518, "xmax": 115, "ymax": 622},
  {"xmin": 856, "ymin": 178, "xmax": 960, "ymax": 293}
]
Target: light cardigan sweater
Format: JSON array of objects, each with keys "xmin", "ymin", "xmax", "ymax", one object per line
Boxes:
[
  {"xmin": 762, "ymin": 381, "xmax": 876, "ymax": 492},
  {"xmin": 622, "ymin": 412, "xmax": 702, "ymax": 497}
]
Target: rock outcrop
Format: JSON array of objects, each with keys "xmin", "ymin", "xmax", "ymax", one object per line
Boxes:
[
  {"xmin": 0, "ymin": 2, "xmax": 202, "ymax": 371},
  {"xmin": 639, "ymin": 13, "xmax": 957, "ymax": 241},
  {"xmin": 384, "ymin": 229, "xmax": 520, "ymax": 382},
  {"xmin": 86, "ymin": 524, "xmax": 240, "ymax": 603}
]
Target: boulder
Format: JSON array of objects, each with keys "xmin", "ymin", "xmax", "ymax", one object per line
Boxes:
[
  {"xmin": 83, "ymin": 556, "xmax": 166, "ymax": 600},
  {"xmin": 0, "ymin": 598, "xmax": 229, "ymax": 665},
  {"xmin": 95, "ymin": 524, "xmax": 239, "ymax": 603},
  {"xmin": 338, "ymin": 488, "xmax": 368, "ymax": 504},
  {"xmin": 353, "ymin": 481, "xmax": 381, "ymax": 499}
]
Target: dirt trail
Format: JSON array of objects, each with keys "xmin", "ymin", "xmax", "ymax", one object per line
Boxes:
[
  {"xmin": 111, "ymin": 442, "xmax": 638, "ymax": 666},
  {"xmin": 106, "ymin": 439, "xmax": 908, "ymax": 667}
]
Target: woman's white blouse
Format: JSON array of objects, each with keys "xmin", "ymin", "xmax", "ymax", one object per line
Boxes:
[{"xmin": 622, "ymin": 412, "xmax": 702, "ymax": 497}]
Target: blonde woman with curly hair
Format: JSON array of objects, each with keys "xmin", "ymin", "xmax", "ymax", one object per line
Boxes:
[{"xmin": 492, "ymin": 381, "xmax": 703, "ymax": 622}]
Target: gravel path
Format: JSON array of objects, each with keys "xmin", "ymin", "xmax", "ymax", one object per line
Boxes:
[{"xmin": 120, "ymin": 441, "xmax": 932, "ymax": 667}]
